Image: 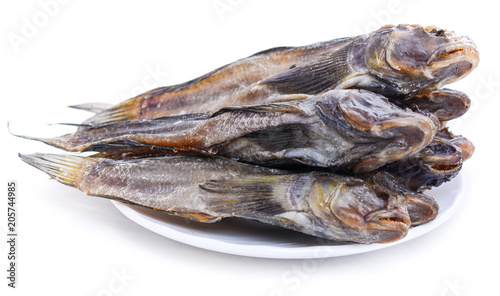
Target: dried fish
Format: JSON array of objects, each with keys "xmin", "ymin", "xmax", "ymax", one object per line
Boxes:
[
  {"xmin": 87, "ymin": 131, "xmax": 471, "ymax": 193},
  {"xmin": 18, "ymin": 90, "xmax": 438, "ymax": 173},
  {"xmin": 19, "ymin": 153, "xmax": 440, "ymax": 243},
  {"xmin": 378, "ymin": 128, "xmax": 473, "ymax": 191},
  {"xmin": 400, "ymin": 88, "xmax": 470, "ymax": 121},
  {"xmin": 82, "ymin": 24, "xmax": 478, "ymax": 125},
  {"xmin": 13, "ymin": 24, "xmax": 479, "ymax": 246},
  {"xmin": 381, "ymin": 137, "xmax": 460, "ymax": 191}
]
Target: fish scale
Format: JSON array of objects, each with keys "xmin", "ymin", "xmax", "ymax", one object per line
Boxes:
[{"xmin": 20, "ymin": 153, "xmax": 437, "ymax": 244}]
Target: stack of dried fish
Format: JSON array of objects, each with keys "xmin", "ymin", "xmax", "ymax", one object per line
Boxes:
[{"xmin": 17, "ymin": 24, "xmax": 479, "ymax": 244}]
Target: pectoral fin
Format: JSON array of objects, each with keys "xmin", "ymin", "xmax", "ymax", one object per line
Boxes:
[
  {"xmin": 242, "ymin": 123, "xmax": 310, "ymax": 151},
  {"xmin": 199, "ymin": 177, "xmax": 287, "ymax": 217},
  {"xmin": 260, "ymin": 44, "xmax": 352, "ymax": 95}
]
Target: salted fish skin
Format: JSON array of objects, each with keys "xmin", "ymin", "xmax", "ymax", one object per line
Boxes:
[
  {"xmin": 83, "ymin": 24, "xmax": 478, "ymax": 125},
  {"xmin": 85, "ymin": 132, "xmax": 469, "ymax": 194},
  {"xmin": 82, "ymin": 38, "xmax": 353, "ymax": 125},
  {"xmin": 20, "ymin": 153, "xmax": 425, "ymax": 244},
  {"xmin": 21, "ymin": 90, "xmax": 437, "ymax": 173}
]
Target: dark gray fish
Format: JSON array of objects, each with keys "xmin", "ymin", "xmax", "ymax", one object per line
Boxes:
[
  {"xmin": 401, "ymin": 88, "xmax": 470, "ymax": 121},
  {"xmin": 379, "ymin": 138, "xmax": 460, "ymax": 192},
  {"xmin": 82, "ymin": 24, "xmax": 478, "ymax": 125},
  {"xmin": 17, "ymin": 90, "xmax": 438, "ymax": 173},
  {"xmin": 19, "ymin": 153, "xmax": 440, "ymax": 244}
]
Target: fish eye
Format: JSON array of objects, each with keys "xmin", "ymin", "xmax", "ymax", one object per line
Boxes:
[{"xmin": 426, "ymin": 27, "xmax": 446, "ymax": 37}]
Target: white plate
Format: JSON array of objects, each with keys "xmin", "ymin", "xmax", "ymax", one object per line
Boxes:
[{"xmin": 113, "ymin": 174, "xmax": 464, "ymax": 259}]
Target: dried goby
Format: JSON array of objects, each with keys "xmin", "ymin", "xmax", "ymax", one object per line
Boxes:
[
  {"xmin": 376, "ymin": 125, "xmax": 474, "ymax": 191},
  {"xmin": 19, "ymin": 90, "xmax": 438, "ymax": 173},
  {"xmin": 88, "ymin": 131, "xmax": 472, "ymax": 193},
  {"xmin": 82, "ymin": 24, "xmax": 478, "ymax": 125},
  {"xmin": 396, "ymin": 88, "xmax": 470, "ymax": 121},
  {"xmin": 19, "ymin": 153, "xmax": 439, "ymax": 243}
]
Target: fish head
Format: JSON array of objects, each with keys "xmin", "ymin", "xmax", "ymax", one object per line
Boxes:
[
  {"xmin": 316, "ymin": 90, "xmax": 438, "ymax": 172},
  {"xmin": 419, "ymin": 137, "xmax": 463, "ymax": 175},
  {"xmin": 386, "ymin": 135, "xmax": 465, "ymax": 191},
  {"xmin": 364, "ymin": 24, "xmax": 479, "ymax": 97},
  {"xmin": 370, "ymin": 172, "xmax": 439, "ymax": 225},
  {"xmin": 308, "ymin": 174, "xmax": 411, "ymax": 243},
  {"xmin": 404, "ymin": 88, "xmax": 471, "ymax": 121}
]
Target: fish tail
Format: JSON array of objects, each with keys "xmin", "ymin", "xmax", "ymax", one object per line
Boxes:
[
  {"xmin": 82, "ymin": 107, "xmax": 133, "ymax": 125},
  {"xmin": 82, "ymin": 98, "xmax": 140, "ymax": 125},
  {"xmin": 8, "ymin": 123, "xmax": 74, "ymax": 151},
  {"xmin": 68, "ymin": 102, "xmax": 113, "ymax": 114},
  {"xmin": 18, "ymin": 153, "xmax": 93, "ymax": 186}
]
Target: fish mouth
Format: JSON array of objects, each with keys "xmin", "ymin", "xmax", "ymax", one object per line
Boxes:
[
  {"xmin": 421, "ymin": 154, "xmax": 462, "ymax": 175},
  {"xmin": 365, "ymin": 209, "xmax": 411, "ymax": 243},
  {"xmin": 376, "ymin": 216, "xmax": 411, "ymax": 228},
  {"xmin": 428, "ymin": 163, "xmax": 461, "ymax": 172},
  {"xmin": 367, "ymin": 207, "xmax": 411, "ymax": 229},
  {"xmin": 420, "ymin": 138, "xmax": 463, "ymax": 175},
  {"xmin": 427, "ymin": 41, "xmax": 479, "ymax": 82}
]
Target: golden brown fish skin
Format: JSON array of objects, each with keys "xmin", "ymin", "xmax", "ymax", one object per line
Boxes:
[
  {"xmin": 22, "ymin": 90, "xmax": 437, "ymax": 173},
  {"xmin": 84, "ymin": 39, "xmax": 353, "ymax": 125},
  {"xmin": 83, "ymin": 24, "xmax": 478, "ymax": 125},
  {"xmin": 19, "ymin": 153, "xmax": 416, "ymax": 244}
]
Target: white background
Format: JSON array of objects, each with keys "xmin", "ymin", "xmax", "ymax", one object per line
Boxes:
[{"xmin": 1, "ymin": 0, "xmax": 499, "ymax": 295}]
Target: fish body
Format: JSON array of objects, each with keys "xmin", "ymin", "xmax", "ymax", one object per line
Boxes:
[
  {"xmin": 19, "ymin": 153, "xmax": 441, "ymax": 244},
  {"xmin": 23, "ymin": 90, "xmax": 437, "ymax": 173},
  {"xmin": 83, "ymin": 25, "xmax": 478, "ymax": 125},
  {"xmin": 86, "ymin": 131, "xmax": 471, "ymax": 193},
  {"xmin": 83, "ymin": 39, "xmax": 351, "ymax": 124}
]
